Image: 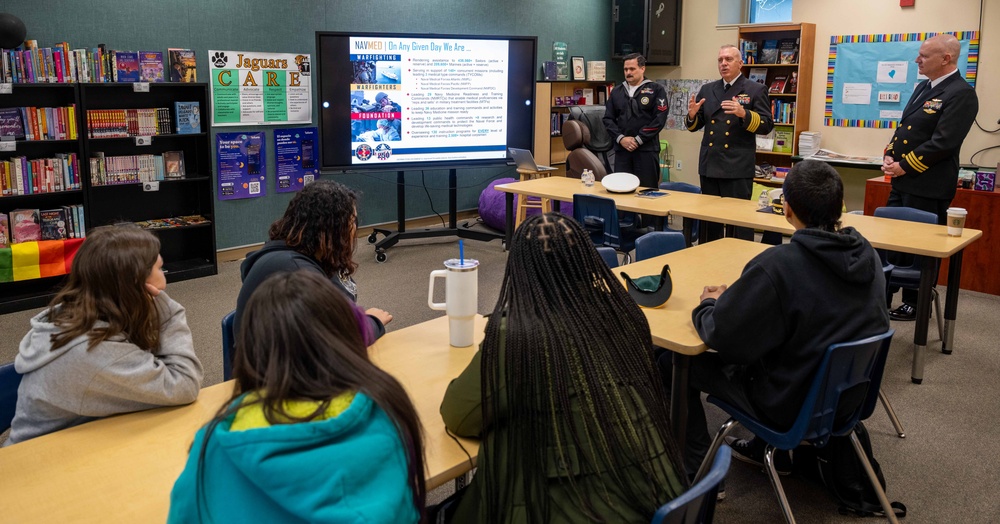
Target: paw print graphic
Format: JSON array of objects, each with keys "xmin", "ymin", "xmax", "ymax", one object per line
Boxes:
[{"xmin": 212, "ymin": 52, "xmax": 228, "ymax": 68}]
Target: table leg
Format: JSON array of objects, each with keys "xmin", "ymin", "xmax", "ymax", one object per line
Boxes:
[
  {"xmin": 504, "ymin": 192, "xmax": 514, "ymax": 250},
  {"xmin": 942, "ymin": 250, "xmax": 964, "ymax": 355},
  {"xmin": 671, "ymin": 353, "xmax": 691, "ymax": 452},
  {"xmin": 682, "ymin": 217, "xmax": 694, "ymax": 248},
  {"xmin": 552, "ymin": 200, "xmax": 561, "ymax": 213},
  {"xmin": 911, "ymin": 256, "xmax": 936, "ymax": 384}
]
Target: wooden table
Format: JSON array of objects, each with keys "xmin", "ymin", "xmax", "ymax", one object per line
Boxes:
[
  {"xmin": 667, "ymin": 197, "xmax": 983, "ymax": 383},
  {"xmin": 495, "ymin": 176, "xmax": 717, "ymax": 246},
  {"xmin": 616, "ymin": 239, "xmax": 769, "ymax": 449},
  {"xmin": 864, "ymin": 175, "xmax": 1000, "ymax": 296},
  {"xmin": 0, "ymin": 315, "xmax": 484, "ymax": 522}
]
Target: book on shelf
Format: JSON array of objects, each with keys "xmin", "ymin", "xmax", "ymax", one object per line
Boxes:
[
  {"xmin": 174, "ymin": 101, "xmax": 202, "ymax": 134},
  {"xmin": 9, "ymin": 208, "xmax": 41, "ymax": 244},
  {"xmin": 0, "ymin": 108, "xmax": 25, "ymax": 140},
  {"xmin": 167, "ymin": 48, "xmax": 197, "ymax": 82},
  {"xmin": 139, "ymin": 51, "xmax": 165, "ymax": 82},
  {"xmin": 742, "ymin": 40, "xmax": 758, "ymax": 64},
  {"xmin": 773, "ymin": 128, "xmax": 794, "ymax": 154},
  {"xmin": 542, "ymin": 61, "xmax": 557, "ymax": 81},
  {"xmin": 556, "ymin": 61, "xmax": 569, "ymax": 81},
  {"xmin": 586, "ymin": 61, "xmax": 606, "ymax": 81},
  {"xmin": 114, "ymin": 51, "xmax": 140, "ymax": 82},
  {"xmin": 39, "ymin": 208, "xmax": 68, "ymax": 240},
  {"xmin": 778, "ymin": 38, "xmax": 798, "ymax": 64},
  {"xmin": 163, "ymin": 151, "xmax": 186, "ymax": 179},
  {"xmin": 788, "ymin": 71, "xmax": 798, "ymax": 94},
  {"xmin": 0, "ymin": 214, "xmax": 8, "ymax": 248},
  {"xmin": 769, "ymin": 75, "xmax": 789, "ymax": 94},
  {"xmin": 134, "ymin": 214, "xmax": 209, "ymax": 230},
  {"xmin": 748, "ymin": 67, "xmax": 768, "ymax": 86},
  {"xmin": 756, "ymin": 129, "xmax": 775, "ymax": 152},
  {"xmin": 759, "ymin": 40, "xmax": 779, "ymax": 64}
]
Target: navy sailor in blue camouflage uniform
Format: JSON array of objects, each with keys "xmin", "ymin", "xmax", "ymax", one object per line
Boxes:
[
  {"xmin": 686, "ymin": 44, "xmax": 773, "ymax": 242},
  {"xmin": 603, "ymin": 53, "xmax": 669, "ymax": 190},
  {"xmin": 881, "ymin": 33, "xmax": 979, "ymax": 321}
]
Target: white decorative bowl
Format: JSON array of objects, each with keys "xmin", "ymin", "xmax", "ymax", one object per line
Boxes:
[{"xmin": 601, "ymin": 172, "xmax": 641, "ymax": 193}]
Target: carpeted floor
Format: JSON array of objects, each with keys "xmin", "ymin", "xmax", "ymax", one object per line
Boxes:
[{"xmin": 2, "ymin": 229, "xmax": 998, "ymax": 522}]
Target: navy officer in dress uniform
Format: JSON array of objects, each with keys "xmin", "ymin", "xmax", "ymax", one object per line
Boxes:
[
  {"xmin": 603, "ymin": 52, "xmax": 669, "ymax": 190},
  {"xmin": 881, "ymin": 33, "xmax": 979, "ymax": 321},
  {"xmin": 686, "ymin": 44, "xmax": 773, "ymax": 242}
]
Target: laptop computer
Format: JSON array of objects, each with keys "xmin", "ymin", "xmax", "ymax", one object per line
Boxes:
[{"xmin": 509, "ymin": 148, "xmax": 557, "ymax": 172}]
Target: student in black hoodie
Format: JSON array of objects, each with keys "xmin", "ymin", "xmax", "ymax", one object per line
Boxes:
[
  {"xmin": 235, "ymin": 180, "xmax": 392, "ymax": 339},
  {"xmin": 660, "ymin": 160, "xmax": 890, "ymax": 478}
]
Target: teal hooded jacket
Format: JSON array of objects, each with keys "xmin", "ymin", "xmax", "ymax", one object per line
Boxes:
[{"xmin": 168, "ymin": 392, "xmax": 417, "ymax": 524}]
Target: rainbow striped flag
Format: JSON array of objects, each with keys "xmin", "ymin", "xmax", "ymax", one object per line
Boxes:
[{"xmin": 0, "ymin": 238, "xmax": 85, "ymax": 283}]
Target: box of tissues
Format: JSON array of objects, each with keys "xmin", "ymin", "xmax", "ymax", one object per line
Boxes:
[{"xmin": 974, "ymin": 171, "xmax": 995, "ymax": 192}]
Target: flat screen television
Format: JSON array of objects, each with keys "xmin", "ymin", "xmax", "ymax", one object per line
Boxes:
[{"xmin": 316, "ymin": 32, "xmax": 537, "ymax": 171}]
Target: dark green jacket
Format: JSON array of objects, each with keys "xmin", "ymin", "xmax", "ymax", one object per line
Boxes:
[{"xmin": 439, "ymin": 324, "xmax": 685, "ymax": 523}]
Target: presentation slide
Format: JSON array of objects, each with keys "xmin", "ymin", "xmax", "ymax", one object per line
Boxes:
[{"xmin": 318, "ymin": 33, "xmax": 536, "ymax": 171}]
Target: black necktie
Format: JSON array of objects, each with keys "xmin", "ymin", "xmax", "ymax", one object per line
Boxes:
[{"xmin": 724, "ymin": 82, "xmax": 732, "ymax": 91}]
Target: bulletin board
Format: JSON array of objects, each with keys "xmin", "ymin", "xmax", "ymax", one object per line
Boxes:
[{"xmin": 824, "ymin": 31, "xmax": 978, "ymax": 129}]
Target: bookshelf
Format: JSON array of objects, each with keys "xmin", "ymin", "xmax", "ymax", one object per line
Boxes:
[
  {"xmin": 0, "ymin": 82, "xmax": 216, "ymax": 313},
  {"xmin": 533, "ymin": 81, "xmax": 612, "ymax": 174},
  {"xmin": 738, "ymin": 22, "xmax": 815, "ymax": 168},
  {"xmin": 80, "ymin": 82, "xmax": 216, "ymax": 284},
  {"xmin": 0, "ymin": 83, "xmax": 85, "ymax": 313}
]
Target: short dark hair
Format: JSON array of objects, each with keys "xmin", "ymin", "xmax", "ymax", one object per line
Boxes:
[
  {"xmin": 783, "ymin": 159, "xmax": 844, "ymax": 231},
  {"xmin": 623, "ymin": 53, "xmax": 646, "ymax": 67}
]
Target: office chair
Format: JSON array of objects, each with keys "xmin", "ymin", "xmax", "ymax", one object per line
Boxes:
[
  {"xmin": 563, "ymin": 120, "xmax": 608, "ymax": 181},
  {"xmin": 873, "ymin": 206, "xmax": 944, "ymax": 341},
  {"xmin": 693, "ymin": 330, "xmax": 899, "ymax": 524},
  {"xmin": 222, "ymin": 310, "xmax": 236, "ymax": 381},
  {"xmin": 568, "ymin": 105, "xmax": 615, "ymax": 172},
  {"xmin": 651, "ymin": 445, "xmax": 731, "ymax": 524},
  {"xmin": 659, "ymin": 181, "xmax": 701, "ymax": 244},
  {"xmin": 635, "ymin": 231, "xmax": 687, "ymax": 261},
  {"xmin": 1, "ymin": 362, "xmax": 23, "ymax": 433},
  {"xmin": 573, "ymin": 194, "xmax": 646, "ymax": 264},
  {"xmin": 596, "ymin": 246, "xmax": 620, "ymax": 268}
]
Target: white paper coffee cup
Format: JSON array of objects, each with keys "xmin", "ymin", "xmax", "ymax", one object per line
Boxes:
[{"xmin": 946, "ymin": 207, "xmax": 967, "ymax": 237}]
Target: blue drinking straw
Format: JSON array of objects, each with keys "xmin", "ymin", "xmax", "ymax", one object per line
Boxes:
[{"xmin": 459, "ymin": 239, "xmax": 464, "ymax": 266}]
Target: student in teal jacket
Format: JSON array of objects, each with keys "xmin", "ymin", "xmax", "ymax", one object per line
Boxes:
[
  {"xmin": 439, "ymin": 213, "xmax": 687, "ymax": 523},
  {"xmin": 169, "ymin": 271, "xmax": 425, "ymax": 523}
]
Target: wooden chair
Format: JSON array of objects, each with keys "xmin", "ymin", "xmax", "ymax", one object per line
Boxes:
[{"xmin": 514, "ymin": 168, "xmax": 553, "ymax": 226}]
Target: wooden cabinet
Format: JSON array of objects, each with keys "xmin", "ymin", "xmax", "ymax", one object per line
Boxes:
[
  {"xmin": 738, "ymin": 23, "xmax": 815, "ymax": 169},
  {"xmin": 864, "ymin": 176, "xmax": 1000, "ymax": 295},
  {"xmin": 0, "ymin": 82, "xmax": 216, "ymax": 313},
  {"xmin": 533, "ymin": 81, "xmax": 612, "ymax": 175}
]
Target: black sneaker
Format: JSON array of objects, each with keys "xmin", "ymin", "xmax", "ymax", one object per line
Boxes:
[
  {"xmin": 888, "ymin": 303, "xmax": 917, "ymax": 321},
  {"xmin": 725, "ymin": 436, "xmax": 792, "ymax": 475}
]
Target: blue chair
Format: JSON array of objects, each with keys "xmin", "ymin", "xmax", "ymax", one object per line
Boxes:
[
  {"xmin": 873, "ymin": 206, "xmax": 943, "ymax": 340},
  {"xmin": 596, "ymin": 246, "xmax": 620, "ymax": 268},
  {"xmin": 693, "ymin": 331, "xmax": 899, "ymax": 524},
  {"xmin": 651, "ymin": 445, "xmax": 731, "ymax": 524},
  {"xmin": 635, "ymin": 231, "xmax": 687, "ymax": 261},
  {"xmin": 222, "ymin": 310, "xmax": 236, "ymax": 381},
  {"xmin": 659, "ymin": 181, "xmax": 701, "ymax": 244},
  {"xmin": 573, "ymin": 194, "xmax": 645, "ymax": 263},
  {"xmin": 1, "ymin": 362, "xmax": 23, "ymax": 433}
]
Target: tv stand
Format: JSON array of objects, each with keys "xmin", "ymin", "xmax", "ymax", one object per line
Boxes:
[{"xmin": 368, "ymin": 169, "xmax": 502, "ymax": 262}]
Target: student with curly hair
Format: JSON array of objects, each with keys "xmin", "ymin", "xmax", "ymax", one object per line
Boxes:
[
  {"xmin": 439, "ymin": 212, "xmax": 687, "ymax": 523},
  {"xmin": 4, "ymin": 225, "xmax": 203, "ymax": 446},
  {"xmin": 236, "ymin": 180, "xmax": 392, "ymax": 340},
  {"xmin": 169, "ymin": 271, "xmax": 425, "ymax": 523}
]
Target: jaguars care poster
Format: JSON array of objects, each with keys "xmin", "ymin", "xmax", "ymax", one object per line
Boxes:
[{"xmin": 208, "ymin": 50, "xmax": 313, "ymax": 126}]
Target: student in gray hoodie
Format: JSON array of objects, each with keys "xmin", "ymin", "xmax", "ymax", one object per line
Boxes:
[{"xmin": 4, "ymin": 225, "xmax": 203, "ymax": 446}]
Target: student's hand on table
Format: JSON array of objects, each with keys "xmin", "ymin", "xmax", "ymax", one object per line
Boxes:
[
  {"xmin": 367, "ymin": 307, "xmax": 393, "ymax": 325},
  {"xmin": 700, "ymin": 284, "xmax": 727, "ymax": 302}
]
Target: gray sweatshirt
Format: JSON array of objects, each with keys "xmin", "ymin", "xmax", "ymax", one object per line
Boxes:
[{"xmin": 4, "ymin": 291, "xmax": 203, "ymax": 446}]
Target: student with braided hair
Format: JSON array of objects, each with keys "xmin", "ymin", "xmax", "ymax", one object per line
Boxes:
[{"xmin": 439, "ymin": 212, "xmax": 687, "ymax": 523}]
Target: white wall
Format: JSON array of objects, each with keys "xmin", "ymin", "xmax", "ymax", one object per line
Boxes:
[{"xmin": 648, "ymin": 0, "xmax": 999, "ymax": 207}]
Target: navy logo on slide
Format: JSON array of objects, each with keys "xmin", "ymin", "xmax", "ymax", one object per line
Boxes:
[
  {"xmin": 374, "ymin": 143, "xmax": 392, "ymax": 160},
  {"xmin": 355, "ymin": 144, "xmax": 373, "ymax": 161}
]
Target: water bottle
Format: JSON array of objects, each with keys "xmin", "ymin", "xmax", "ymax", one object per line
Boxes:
[
  {"xmin": 583, "ymin": 169, "xmax": 595, "ymax": 187},
  {"xmin": 758, "ymin": 189, "xmax": 769, "ymax": 209}
]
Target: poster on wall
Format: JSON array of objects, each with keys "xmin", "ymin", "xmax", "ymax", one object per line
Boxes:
[
  {"xmin": 657, "ymin": 79, "xmax": 713, "ymax": 131},
  {"xmin": 217, "ymin": 132, "xmax": 267, "ymax": 200},
  {"xmin": 824, "ymin": 31, "xmax": 978, "ymax": 128},
  {"xmin": 274, "ymin": 127, "xmax": 319, "ymax": 193},
  {"xmin": 209, "ymin": 50, "xmax": 312, "ymax": 126}
]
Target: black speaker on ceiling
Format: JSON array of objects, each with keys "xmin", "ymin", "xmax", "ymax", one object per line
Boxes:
[{"xmin": 612, "ymin": 0, "xmax": 682, "ymax": 66}]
